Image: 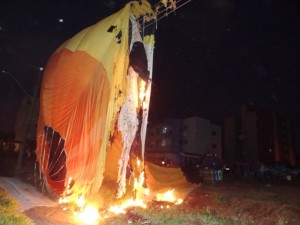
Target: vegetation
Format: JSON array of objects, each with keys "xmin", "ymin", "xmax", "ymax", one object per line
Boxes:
[
  {"xmin": 212, "ymin": 195, "xmax": 229, "ymax": 204},
  {"xmin": 102, "ymin": 206, "xmax": 243, "ymax": 225},
  {"xmin": 0, "ymin": 188, "xmax": 32, "ymax": 225}
]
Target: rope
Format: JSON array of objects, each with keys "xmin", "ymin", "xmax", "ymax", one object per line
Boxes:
[{"xmin": 131, "ymin": 0, "xmax": 192, "ymax": 34}]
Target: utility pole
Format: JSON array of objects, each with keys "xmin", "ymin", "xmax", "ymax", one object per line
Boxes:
[
  {"xmin": 15, "ymin": 67, "xmax": 43, "ymax": 172},
  {"xmin": 1, "ymin": 67, "xmax": 43, "ymax": 172},
  {"xmin": 1, "ymin": 70, "xmax": 32, "ymax": 98}
]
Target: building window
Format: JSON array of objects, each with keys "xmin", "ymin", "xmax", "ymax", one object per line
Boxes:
[
  {"xmin": 162, "ymin": 127, "xmax": 168, "ymax": 134},
  {"xmin": 162, "ymin": 139, "xmax": 167, "ymax": 147}
]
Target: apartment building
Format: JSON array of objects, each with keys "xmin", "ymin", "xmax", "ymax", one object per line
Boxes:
[
  {"xmin": 14, "ymin": 95, "xmax": 39, "ymax": 150},
  {"xmin": 223, "ymin": 103, "xmax": 296, "ymax": 165},
  {"xmin": 145, "ymin": 116, "xmax": 222, "ymax": 165}
]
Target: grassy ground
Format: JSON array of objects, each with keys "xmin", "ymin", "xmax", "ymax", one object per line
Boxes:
[
  {"xmin": 1, "ymin": 151, "xmax": 300, "ymax": 225},
  {"xmin": 0, "ymin": 187, "xmax": 32, "ymax": 225},
  {"xmin": 23, "ymin": 176, "xmax": 300, "ymax": 225},
  {"xmin": 101, "ymin": 206, "xmax": 242, "ymax": 225}
]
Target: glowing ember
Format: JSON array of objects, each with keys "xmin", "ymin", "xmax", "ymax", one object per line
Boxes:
[
  {"xmin": 58, "ymin": 197, "xmax": 69, "ymax": 204},
  {"xmin": 58, "ymin": 163, "xmax": 183, "ymax": 224},
  {"xmin": 59, "ymin": 184, "xmax": 101, "ymax": 225},
  {"xmin": 109, "ymin": 165, "xmax": 149, "ymax": 215},
  {"xmin": 133, "ymin": 171, "xmax": 149, "ymax": 198},
  {"xmin": 109, "ymin": 198, "xmax": 147, "ymax": 215},
  {"xmin": 175, "ymin": 198, "xmax": 183, "ymax": 205},
  {"xmin": 139, "ymin": 79, "xmax": 146, "ymax": 103},
  {"xmin": 156, "ymin": 189, "xmax": 183, "ymax": 205},
  {"xmin": 109, "ymin": 205, "xmax": 126, "ymax": 214},
  {"xmin": 75, "ymin": 194, "xmax": 85, "ymax": 210},
  {"xmin": 59, "ymin": 193, "xmax": 86, "ymax": 210},
  {"xmin": 76, "ymin": 205, "xmax": 100, "ymax": 225},
  {"xmin": 122, "ymin": 198, "xmax": 147, "ymax": 209}
]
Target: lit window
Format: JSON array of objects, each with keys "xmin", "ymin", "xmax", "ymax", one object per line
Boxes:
[{"xmin": 162, "ymin": 127, "xmax": 168, "ymax": 134}]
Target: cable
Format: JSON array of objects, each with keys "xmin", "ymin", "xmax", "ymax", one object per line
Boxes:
[{"xmin": 131, "ymin": 0, "xmax": 192, "ymax": 34}]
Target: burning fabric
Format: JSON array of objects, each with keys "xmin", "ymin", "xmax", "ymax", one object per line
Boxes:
[
  {"xmin": 35, "ymin": 1, "xmax": 195, "ymax": 224},
  {"xmin": 36, "ymin": 0, "xmax": 156, "ymax": 200}
]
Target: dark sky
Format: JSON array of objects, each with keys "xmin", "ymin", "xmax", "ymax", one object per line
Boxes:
[{"xmin": 0, "ymin": 0, "xmax": 300, "ymax": 151}]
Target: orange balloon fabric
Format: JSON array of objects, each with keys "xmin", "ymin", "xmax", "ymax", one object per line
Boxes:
[{"xmin": 36, "ymin": 2, "xmax": 155, "ymax": 196}]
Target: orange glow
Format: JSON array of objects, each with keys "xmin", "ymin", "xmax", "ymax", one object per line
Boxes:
[
  {"xmin": 156, "ymin": 189, "xmax": 183, "ymax": 205},
  {"xmin": 58, "ymin": 163, "xmax": 183, "ymax": 224},
  {"xmin": 138, "ymin": 79, "xmax": 149, "ymax": 110},
  {"xmin": 134, "ymin": 171, "xmax": 148, "ymax": 196},
  {"xmin": 139, "ymin": 79, "xmax": 146, "ymax": 103},
  {"xmin": 75, "ymin": 205, "xmax": 100, "ymax": 225},
  {"xmin": 109, "ymin": 163, "xmax": 149, "ymax": 215},
  {"xmin": 109, "ymin": 205, "xmax": 126, "ymax": 214},
  {"xmin": 60, "ymin": 193, "xmax": 102, "ymax": 225},
  {"xmin": 109, "ymin": 198, "xmax": 147, "ymax": 215}
]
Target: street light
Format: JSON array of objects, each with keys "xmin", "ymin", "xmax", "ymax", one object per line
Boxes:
[
  {"xmin": 1, "ymin": 67, "xmax": 43, "ymax": 172},
  {"xmin": 1, "ymin": 70, "xmax": 32, "ymax": 98}
]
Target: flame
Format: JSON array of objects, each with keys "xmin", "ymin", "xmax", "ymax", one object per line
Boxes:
[
  {"xmin": 109, "ymin": 205, "xmax": 126, "ymax": 214},
  {"xmin": 75, "ymin": 194, "xmax": 85, "ymax": 210},
  {"xmin": 156, "ymin": 189, "xmax": 183, "ymax": 205},
  {"xmin": 109, "ymin": 198, "xmax": 147, "ymax": 215},
  {"xmin": 138, "ymin": 78, "xmax": 149, "ymax": 110},
  {"xmin": 76, "ymin": 205, "xmax": 100, "ymax": 225},
  {"xmin": 133, "ymin": 170, "xmax": 149, "ymax": 198},
  {"xmin": 138, "ymin": 79, "xmax": 146, "ymax": 103},
  {"xmin": 109, "ymin": 167, "xmax": 148, "ymax": 215},
  {"xmin": 59, "ymin": 179, "xmax": 101, "ymax": 225},
  {"xmin": 59, "ymin": 194, "xmax": 101, "ymax": 225},
  {"xmin": 58, "ymin": 162, "xmax": 183, "ymax": 224}
]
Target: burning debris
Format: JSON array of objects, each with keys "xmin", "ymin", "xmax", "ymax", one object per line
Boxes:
[
  {"xmin": 126, "ymin": 209, "xmax": 151, "ymax": 224},
  {"xmin": 75, "ymin": 206, "xmax": 101, "ymax": 225},
  {"xmin": 58, "ymin": 185, "xmax": 184, "ymax": 225}
]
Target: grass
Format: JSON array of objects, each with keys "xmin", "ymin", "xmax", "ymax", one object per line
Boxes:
[
  {"xmin": 0, "ymin": 187, "xmax": 32, "ymax": 225},
  {"xmin": 199, "ymin": 207, "xmax": 244, "ymax": 225},
  {"xmin": 102, "ymin": 206, "xmax": 244, "ymax": 225},
  {"xmin": 212, "ymin": 195, "xmax": 229, "ymax": 204}
]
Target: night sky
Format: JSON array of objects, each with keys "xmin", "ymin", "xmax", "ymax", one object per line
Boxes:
[{"xmin": 0, "ymin": 0, "xmax": 299, "ymax": 152}]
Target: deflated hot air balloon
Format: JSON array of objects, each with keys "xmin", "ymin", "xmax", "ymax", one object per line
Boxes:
[
  {"xmin": 36, "ymin": 0, "xmax": 156, "ymax": 198},
  {"xmin": 36, "ymin": 0, "xmax": 196, "ymax": 203}
]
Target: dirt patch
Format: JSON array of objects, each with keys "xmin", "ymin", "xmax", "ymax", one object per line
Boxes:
[{"xmin": 25, "ymin": 206, "xmax": 77, "ymax": 225}]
